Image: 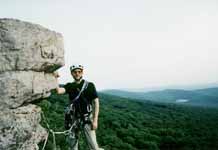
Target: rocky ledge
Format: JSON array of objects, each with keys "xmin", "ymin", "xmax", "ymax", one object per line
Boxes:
[{"xmin": 0, "ymin": 18, "xmax": 64, "ymax": 150}]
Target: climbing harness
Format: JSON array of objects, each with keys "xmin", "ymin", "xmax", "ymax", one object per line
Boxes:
[
  {"xmin": 41, "ymin": 111, "xmax": 93, "ymax": 150},
  {"xmin": 41, "ymin": 80, "xmax": 92, "ymax": 150},
  {"xmin": 65, "ymin": 80, "xmax": 92, "ymax": 129},
  {"xmin": 72, "ymin": 80, "xmax": 89, "ymax": 102}
]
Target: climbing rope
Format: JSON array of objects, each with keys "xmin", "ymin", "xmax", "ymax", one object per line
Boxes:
[{"xmin": 40, "ymin": 111, "xmax": 77, "ymax": 150}]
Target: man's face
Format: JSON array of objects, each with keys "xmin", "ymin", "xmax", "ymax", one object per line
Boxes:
[{"xmin": 71, "ymin": 68, "xmax": 83, "ymax": 81}]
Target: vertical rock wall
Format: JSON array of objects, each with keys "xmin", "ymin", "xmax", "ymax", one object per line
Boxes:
[{"xmin": 0, "ymin": 18, "xmax": 64, "ymax": 150}]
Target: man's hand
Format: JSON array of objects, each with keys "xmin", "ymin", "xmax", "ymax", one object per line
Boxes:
[
  {"xmin": 53, "ymin": 71, "xmax": 66, "ymax": 94},
  {"xmin": 53, "ymin": 71, "xmax": 60, "ymax": 78}
]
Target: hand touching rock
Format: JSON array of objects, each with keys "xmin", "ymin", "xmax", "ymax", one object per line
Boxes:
[{"xmin": 53, "ymin": 71, "xmax": 60, "ymax": 78}]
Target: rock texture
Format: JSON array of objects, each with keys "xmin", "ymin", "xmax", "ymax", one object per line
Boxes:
[
  {"xmin": 0, "ymin": 105, "xmax": 47, "ymax": 150},
  {"xmin": 0, "ymin": 18, "xmax": 64, "ymax": 150},
  {"xmin": 0, "ymin": 71, "xmax": 57, "ymax": 109},
  {"xmin": 0, "ymin": 18, "xmax": 64, "ymax": 73}
]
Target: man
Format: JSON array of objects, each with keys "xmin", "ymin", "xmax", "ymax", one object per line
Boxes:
[{"xmin": 53, "ymin": 64, "xmax": 103, "ymax": 150}]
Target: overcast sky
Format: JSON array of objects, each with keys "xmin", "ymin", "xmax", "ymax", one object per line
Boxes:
[{"xmin": 1, "ymin": 0, "xmax": 218, "ymax": 90}]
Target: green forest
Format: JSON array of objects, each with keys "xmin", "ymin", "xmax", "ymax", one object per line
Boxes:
[{"xmin": 37, "ymin": 90, "xmax": 218, "ymax": 150}]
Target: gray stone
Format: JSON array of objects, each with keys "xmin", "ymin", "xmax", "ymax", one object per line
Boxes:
[
  {"xmin": 0, "ymin": 18, "xmax": 65, "ymax": 150},
  {"xmin": 0, "ymin": 71, "xmax": 58, "ymax": 109},
  {"xmin": 0, "ymin": 18, "xmax": 64, "ymax": 73},
  {"xmin": 0, "ymin": 105, "xmax": 48, "ymax": 150}
]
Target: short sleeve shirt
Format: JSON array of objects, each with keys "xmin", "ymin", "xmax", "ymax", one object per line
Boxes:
[{"xmin": 63, "ymin": 79, "xmax": 98, "ymax": 104}]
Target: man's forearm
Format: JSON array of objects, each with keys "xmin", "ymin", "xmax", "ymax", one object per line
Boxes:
[
  {"xmin": 93, "ymin": 98, "xmax": 99, "ymax": 122},
  {"xmin": 55, "ymin": 77, "xmax": 60, "ymax": 93},
  {"xmin": 54, "ymin": 76, "xmax": 65, "ymax": 94}
]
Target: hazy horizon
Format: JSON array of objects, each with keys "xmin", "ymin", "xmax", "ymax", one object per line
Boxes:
[
  {"xmin": 1, "ymin": 0, "xmax": 218, "ymax": 90},
  {"xmin": 102, "ymin": 82, "xmax": 218, "ymax": 91}
]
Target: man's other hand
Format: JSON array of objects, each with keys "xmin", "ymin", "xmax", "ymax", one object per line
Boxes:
[{"xmin": 53, "ymin": 71, "xmax": 60, "ymax": 78}]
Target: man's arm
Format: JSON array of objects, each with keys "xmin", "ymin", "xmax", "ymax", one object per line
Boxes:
[
  {"xmin": 92, "ymin": 97, "xmax": 100, "ymax": 130},
  {"xmin": 55, "ymin": 80, "xmax": 66, "ymax": 94},
  {"xmin": 53, "ymin": 71, "xmax": 66, "ymax": 95}
]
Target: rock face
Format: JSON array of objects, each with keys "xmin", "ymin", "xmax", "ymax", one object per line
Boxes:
[
  {"xmin": 0, "ymin": 18, "xmax": 64, "ymax": 150},
  {"xmin": 0, "ymin": 18, "xmax": 64, "ymax": 73},
  {"xmin": 0, "ymin": 105, "xmax": 47, "ymax": 150}
]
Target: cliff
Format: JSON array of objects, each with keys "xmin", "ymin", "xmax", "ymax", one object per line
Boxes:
[{"xmin": 0, "ymin": 18, "xmax": 64, "ymax": 150}]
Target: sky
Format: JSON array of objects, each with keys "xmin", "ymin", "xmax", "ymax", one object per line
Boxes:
[{"xmin": 1, "ymin": 0, "xmax": 218, "ymax": 90}]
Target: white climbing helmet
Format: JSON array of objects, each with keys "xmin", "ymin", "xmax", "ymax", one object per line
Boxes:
[{"xmin": 70, "ymin": 64, "xmax": 84, "ymax": 72}]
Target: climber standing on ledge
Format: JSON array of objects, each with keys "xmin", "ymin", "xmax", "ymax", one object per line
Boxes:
[{"xmin": 53, "ymin": 64, "xmax": 104, "ymax": 150}]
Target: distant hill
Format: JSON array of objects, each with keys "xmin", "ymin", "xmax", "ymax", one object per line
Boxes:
[
  {"xmin": 101, "ymin": 87, "xmax": 218, "ymax": 107},
  {"xmin": 120, "ymin": 82, "xmax": 218, "ymax": 92},
  {"xmin": 194, "ymin": 87, "xmax": 218, "ymax": 97}
]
